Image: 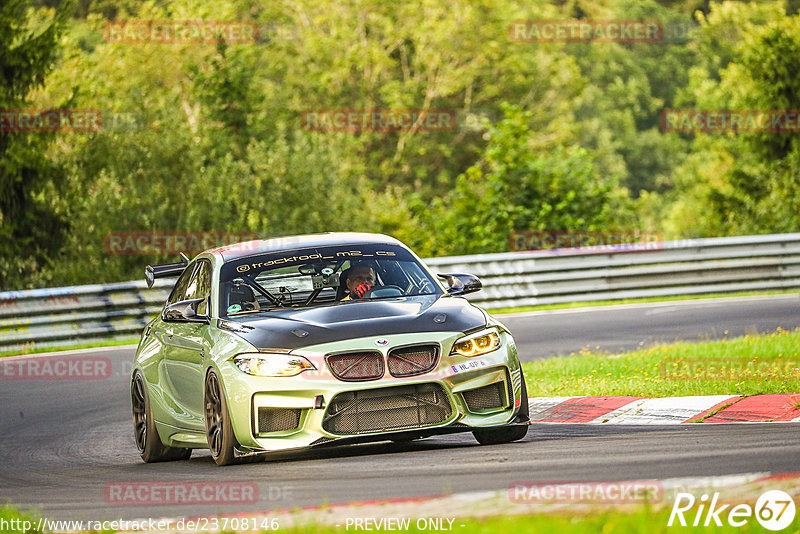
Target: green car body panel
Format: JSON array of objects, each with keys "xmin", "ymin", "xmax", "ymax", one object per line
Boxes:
[{"xmin": 131, "ymin": 233, "xmax": 528, "ymax": 462}]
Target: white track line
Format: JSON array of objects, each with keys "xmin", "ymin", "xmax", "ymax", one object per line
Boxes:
[
  {"xmin": 527, "ymin": 397, "xmax": 574, "ymax": 415},
  {"xmin": 0, "ymin": 344, "xmax": 138, "ymax": 361},
  {"xmin": 498, "ymin": 293, "xmax": 800, "ymax": 318},
  {"xmin": 589, "ymin": 395, "xmax": 739, "ymax": 424}
]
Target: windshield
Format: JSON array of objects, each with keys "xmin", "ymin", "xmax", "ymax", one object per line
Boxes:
[{"xmin": 218, "ymin": 243, "xmax": 442, "ymax": 315}]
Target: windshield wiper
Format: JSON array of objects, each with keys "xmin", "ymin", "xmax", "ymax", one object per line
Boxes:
[{"xmin": 227, "ymin": 309, "xmax": 267, "ymax": 316}]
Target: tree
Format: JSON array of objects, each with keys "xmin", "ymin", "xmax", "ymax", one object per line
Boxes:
[
  {"xmin": 430, "ymin": 105, "xmax": 631, "ymax": 255},
  {"xmin": 0, "ymin": 0, "xmax": 70, "ymax": 289},
  {"xmin": 665, "ymin": 2, "xmax": 800, "ymax": 236}
]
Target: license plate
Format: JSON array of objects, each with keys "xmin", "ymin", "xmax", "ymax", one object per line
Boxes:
[{"xmin": 451, "ymin": 359, "xmax": 489, "ymax": 373}]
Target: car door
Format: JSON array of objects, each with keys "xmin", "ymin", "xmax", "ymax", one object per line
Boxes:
[{"xmin": 162, "ymin": 260, "xmax": 212, "ymax": 428}]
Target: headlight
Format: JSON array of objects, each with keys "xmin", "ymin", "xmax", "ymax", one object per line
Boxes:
[
  {"xmin": 233, "ymin": 353, "xmax": 316, "ymax": 377},
  {"xmin": 451, "ymin": 328, "xmax": 501, "ymax": 357}
]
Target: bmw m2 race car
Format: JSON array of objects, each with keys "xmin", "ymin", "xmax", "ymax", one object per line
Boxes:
[{"xmin": 131, "ymin": 233, "xmax": 529, "ymax": 465}]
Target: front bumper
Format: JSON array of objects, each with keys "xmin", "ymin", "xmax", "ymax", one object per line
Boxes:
[{"xmin": 218, "ymin": 330, "xmax": 525, "ymax": 455}]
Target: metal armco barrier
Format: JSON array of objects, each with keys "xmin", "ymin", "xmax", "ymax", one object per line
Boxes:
[
  {"xmin": 2, "ymin": 233, "xmax": 800, "ymax": 352},
  {"xmin": 0, "ymin": 280, "xmax": 173, "ymax": 353}
]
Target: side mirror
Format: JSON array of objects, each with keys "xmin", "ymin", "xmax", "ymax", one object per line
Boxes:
[
  {"xmin": 162, "ymin": 297, "xmax": 210, "ymax": 324},
  {"xmin": 437, "ymin": 273, "xmax": 482, "ymax": 296}
]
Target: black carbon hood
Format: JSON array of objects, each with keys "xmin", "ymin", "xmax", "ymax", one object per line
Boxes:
[{"xmin": 218, "ymin": 295, "xmax": 486, "ymax": 350}]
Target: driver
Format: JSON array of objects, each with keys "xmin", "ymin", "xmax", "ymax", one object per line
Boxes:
[{"xmin": 341, "ymin": 263, "xmax": 376, "ymax": 300}]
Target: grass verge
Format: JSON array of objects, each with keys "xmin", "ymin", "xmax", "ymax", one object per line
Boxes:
[
  {"xmin": 521, "ymin": 328, "xmax": 800, "ymax": 397},
  {"xmin": 488, "ymin": 289, "xmax": 799, "ymax": 315},
  {"xmin": 0, "ymin": 505, "xmax": 46, "ymax": 533}
]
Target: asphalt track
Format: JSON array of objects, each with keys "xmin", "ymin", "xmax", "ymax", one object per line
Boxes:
[{"xmin": 1, "ymin": 295, "xmax": 799, "ymax": 521}]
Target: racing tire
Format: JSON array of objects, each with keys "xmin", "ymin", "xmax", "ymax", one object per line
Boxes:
[
  {"xmin": 204, "ymin": 369, "xmax": 240, "ymax": 466},
  {"xmin": 472, "ymin": 375, "xmax": 529, "ymax": 445},
  {"xmin": 131, "ymin": 371, "xmax": 192, "ymax": 462}
]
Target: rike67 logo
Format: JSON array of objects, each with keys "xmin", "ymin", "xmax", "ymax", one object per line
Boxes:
[{"xmin": 668, "ymin": 490, "xmax": 796, "ymax": 531}]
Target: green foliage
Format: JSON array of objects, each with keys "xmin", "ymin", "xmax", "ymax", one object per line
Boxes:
[
  {"xmin": 665, "ymin": 2, "xmax": 800, "ymax": 237},
  {"xmin": 568, "ymin": 0, "xmax": 697, "ymax": 196},
  {"xmin": 4, "ymin": 0, "xmax": 800, "ymax": 289},
  {"xmin": 0, "ymin": 0, "xmax": 71, "ymax": 289},
  {"xmin": 431, "ymin": 105, "xmax": 629, "ymax": 255}
]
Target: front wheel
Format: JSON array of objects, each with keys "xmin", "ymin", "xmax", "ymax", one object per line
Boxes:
[
  {"xmin": 472, "ymin": 375, "xmax": 529, "ymax": 445},
  {"xmin": 131, "ymin": 371, "xmax": 192, "ymax": 462},
  {"xmin": 204, "ymin": 369, "xmax": 239, "ymax": 466}
]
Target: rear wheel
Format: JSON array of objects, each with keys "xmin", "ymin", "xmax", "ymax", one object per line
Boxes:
[
  {"xmin": 204, "ymin": 369, "xmax": 239, "ymax": 466},
  {"xmin": 131, "ymin": 371, "xmax": 192, "ymax": 462},
  {"xmin": 472, "ymin": 376, "xmax": 529, "ymax": 445}
]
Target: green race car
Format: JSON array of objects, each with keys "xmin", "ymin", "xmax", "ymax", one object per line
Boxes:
[{"xmin": 131, "ymin": 232, "xmax": 529, "ymax": 466}]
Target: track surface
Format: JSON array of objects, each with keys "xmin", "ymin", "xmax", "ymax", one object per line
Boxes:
[{"xmin": 1, "ymin": 295, "xmax": 799, "ymax": 521}]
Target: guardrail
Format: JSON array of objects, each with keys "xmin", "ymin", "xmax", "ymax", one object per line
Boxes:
[{"xmin": 2, "ymin": 233, "xmax": 800, "ymax": 352}]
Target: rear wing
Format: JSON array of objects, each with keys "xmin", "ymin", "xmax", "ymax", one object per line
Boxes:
[{"xmin": 145, "ymin": 253, "xmax": 190, "ymax": 288}]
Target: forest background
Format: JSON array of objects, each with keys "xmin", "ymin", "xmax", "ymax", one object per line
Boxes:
[{"xmin": 2, "ymin": 0, "xmax": 799, "ymax": 289}]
